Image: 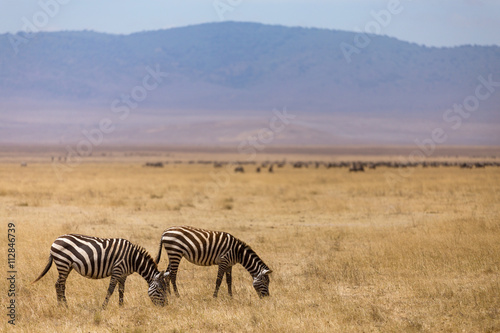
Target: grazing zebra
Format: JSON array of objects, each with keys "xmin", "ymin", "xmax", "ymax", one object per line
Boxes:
[
  {"xmin": 155, "ymin": 226, "xmax": 272, "ymax": 298},
  {"xmin": 32, "ymin": 234, "xmax": 169, "ymax": 308}
]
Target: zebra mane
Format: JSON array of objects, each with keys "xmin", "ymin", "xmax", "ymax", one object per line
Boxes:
[
  {"xmin": 236, "ymin": 238, "xmax": 263, "ymax": 260},
  {"xmin": 133, "ymin": 243, "xmax": 159, "ymax": 270},
  {"xmin": 235, "ymin": 236, "xmax": 251, "ymax": 250},
  {"xmin": 234, "ymin": 237, "xmax": 270, "ymax": 274}
]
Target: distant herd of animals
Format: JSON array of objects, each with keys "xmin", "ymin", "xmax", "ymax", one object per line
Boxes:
[
  {"xmin": 19, "ymin": 158, "xmax": 499, "ymax": 171},
  {"xmin": 32, "ymin": 226, "xmax": 272, "ymax": 308},
  {"xmin": 139, "ymin": 159, "xmax": 500, "ymax": 173}
]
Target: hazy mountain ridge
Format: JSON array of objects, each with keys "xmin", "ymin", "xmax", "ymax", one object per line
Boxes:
[
  {"xmin": 2, "ymin": 22, "xmax": 499, "ymax": 112},
  {"xmin": 0, "ymin": 22, "xmax": 499, "ymax": 145}
]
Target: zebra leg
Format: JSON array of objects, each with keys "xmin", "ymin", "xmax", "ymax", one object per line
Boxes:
[
  {"xmin": 213, "ymin": 264, "xmax": 228, "ymax": 298},
  {"xmin": 168, "ymin": 258, "xmax": 181, "ymax": 297},
  {"xmin": 118, "ymin": 277, "xmax": 127, "ymax": 307},
  {"xmin": 102, "ymin": 276, "xmax": 120, "ymax": 309},
  {"xmin": 170, "ymin": 270, "xmax": 180, "ymax": 297},
  {"xmin": 165, "ymin": 263, "xmax": 172, "ymax": 295},
  {"xmin": 55, "ymin": 277, "xmax": 68, "ymax": 305},
  {"xmin": 55, "ymin": 266, "xmax": 72, "ymax": 306},
  {"xmin": 225, "ymin": 266, "xmax": 233, "ymax": 297}
]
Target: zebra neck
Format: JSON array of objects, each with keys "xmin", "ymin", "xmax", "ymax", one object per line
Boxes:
[
  {"xmin": 238, "ymin": 244, "xmax": 267, "ymax": 277},
  {"xmin": 132, "ymin": 246, "xmax": 159, "ymax": 283}
]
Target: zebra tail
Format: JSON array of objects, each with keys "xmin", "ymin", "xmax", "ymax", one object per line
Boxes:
[
  {"xmin": 32, "ymin": 255, "xmax": 53, "ymax": 284},
  {"xmin": 154, "ymin": 238, "xmax": 163, "ymax": 264}
]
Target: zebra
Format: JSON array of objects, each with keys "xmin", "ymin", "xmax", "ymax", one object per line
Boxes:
[
  {"xmin": 32, "ymin": 234, "xmax": 169, "ymax": 308},
  {"xmin": 155, "ymin": 226, "xmax": 272, "ymax": 298}
]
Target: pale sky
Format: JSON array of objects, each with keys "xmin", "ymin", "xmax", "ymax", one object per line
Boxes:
[{"xmin": 1, "ymin": 0, "xmax": 499, "ymax": 47}]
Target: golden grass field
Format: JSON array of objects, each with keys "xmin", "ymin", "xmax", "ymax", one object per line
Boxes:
[{"xmin": 1, "ymin": 149, "xmax": 499, "ymax": 332}]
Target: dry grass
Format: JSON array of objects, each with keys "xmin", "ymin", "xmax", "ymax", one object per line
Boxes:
[{"xmin": 1, "ymin": 157, "xmax": 499, "ymax": 332}]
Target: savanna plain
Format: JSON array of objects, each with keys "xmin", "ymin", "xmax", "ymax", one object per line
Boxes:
[{"xmin": 1, "ymin": 149, "xmax": 499, "ymax": 332}]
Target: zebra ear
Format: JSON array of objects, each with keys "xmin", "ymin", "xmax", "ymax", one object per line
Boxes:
[
  {"xmin": 262, "ymin": 269, "xmax": 272, "ymax": 275},
  {"xmin": 163, "ymin": 271, "xmax": 170, "ymax": 278}
]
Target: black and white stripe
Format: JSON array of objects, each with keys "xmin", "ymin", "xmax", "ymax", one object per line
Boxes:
[
  {"xmin": 155, "ymin": 226, "xmax": 272, "ymax": 298},
  {"xmin": 33, "ymin": 234, "xmax": 169, "ymax": 308}
]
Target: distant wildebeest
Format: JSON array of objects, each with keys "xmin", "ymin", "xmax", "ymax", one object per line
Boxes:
[
  {"xmin": 268, "ymin": 165, "xmax": 273, "ymax": 173},
  {"xmin": 21, "ymin": 162, "xmax": 27, "ymax": 167},
  {"xmin": 256, "ymin": 167, "xmax": 261, "ymax": 173},
  {"xmin": 234, "ymin": 166, "xmax": 244, "ymax": 173},
  {"xmin": 349, "ymin": 163, "xmax": 365, "ymax": 172},
  {"xmin": 144, "ymin": 162, "xmax": 164, "ymax": 168}
]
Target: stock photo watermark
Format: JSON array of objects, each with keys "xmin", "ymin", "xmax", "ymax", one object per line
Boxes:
[
  {"xmin": 238, "ymin": 108, "xmax": 296, "ymax": 160},
  {"xmin": 51, "ymin": 64, "xmax": 168, "ymax": 180},
  {"xmin": 385, "ymin": 74, "xmax": 500, "ymax": 185},
  {"xmin": 6, "ymin": 222, "xmax": 17, "ymax": 326},
  {"xmin": 340, "ymin": 0, "xmax": 412, "ymax": 64},
  {"xmin": 8, "ymin": 0, "xmax": 72, "ymax": 55},
  {"xmin": 213, "ymin": 0, "xmax": 243, "ymax": 21}
]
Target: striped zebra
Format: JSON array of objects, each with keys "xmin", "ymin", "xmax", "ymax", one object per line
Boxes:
[
  {"xmin": 155, "ymin": 226, "xmax": 272, "ymax": 298},
  {"xmin": 32, "ymin": 234, "xmax": 169, "ymax": 308}
]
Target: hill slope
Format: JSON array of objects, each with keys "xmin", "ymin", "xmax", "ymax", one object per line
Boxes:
[{"xmin": 0, "ymin": 22, "xmax": 499, "ymax": 145}]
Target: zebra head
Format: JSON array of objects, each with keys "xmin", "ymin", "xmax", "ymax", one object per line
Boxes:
[
  {"xmin": 148, "ymin": 271, "xmax": 169, "ymax": 306},
  {"xmin": 253, "ymin": 268, "xmax": 272, "ymax": 297}
]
